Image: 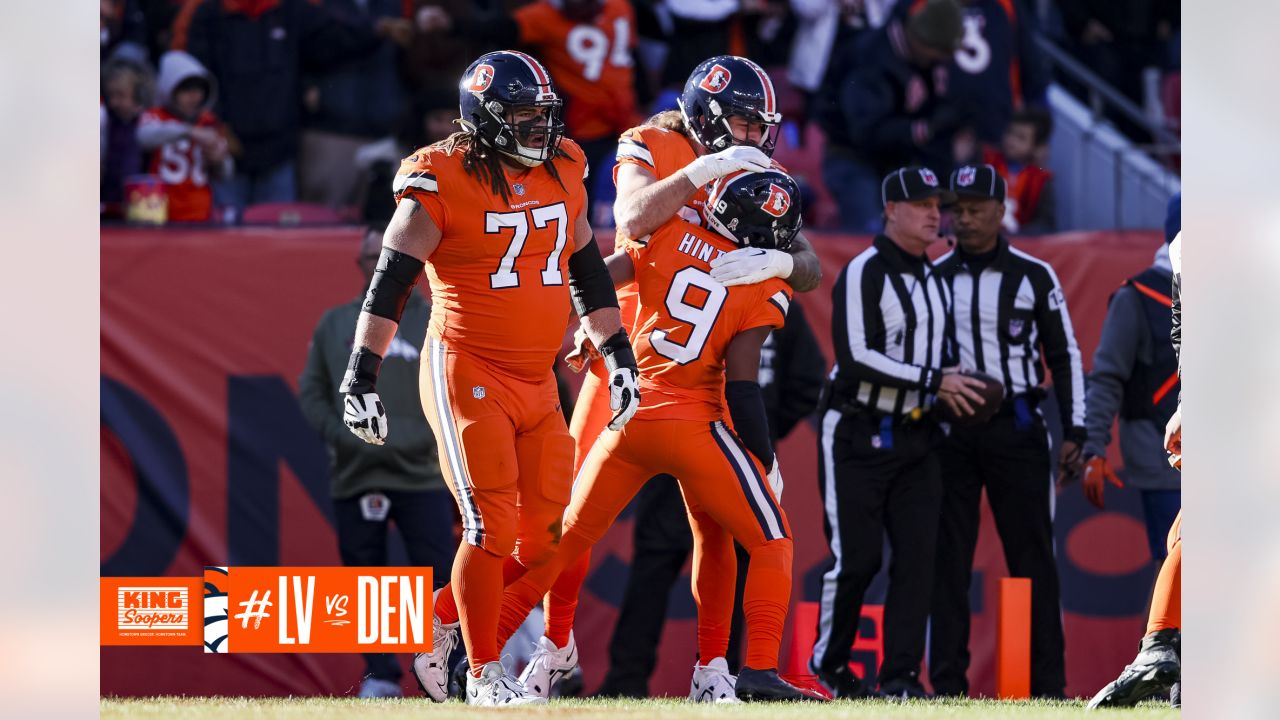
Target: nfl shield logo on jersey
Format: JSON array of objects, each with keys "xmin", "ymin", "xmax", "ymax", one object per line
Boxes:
[
  {"xmin": 957, "ymin": 166, "xmax": 977, "ymax": 186},
  {"xmin": 918, "ymin": 168, "xmax": 939, "ymax": 187},
  {"xmin": 513, "ymin": 183, "xmax": 526, "ymax": 196},
  {"xmin": 472, "ymin": 386, "xmax": 486, "ymax": 400},
  {"xmin": 1008, "ymin": 319, "xmax": 1025, "ymax": 337}
]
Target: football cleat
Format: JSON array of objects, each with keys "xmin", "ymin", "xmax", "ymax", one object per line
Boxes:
[
  {"xmin": 1170, "ymin": 680, "xmax": 1180, "ymax": 707},
  {"xmin": 689, "ymin": 656, "xmax": 739, "ymax": 703},
  {"xmin": 879, "ymin": 674, "xmax": 930, "ymax": 700},
  {"xmin": 735, "ymin": 667, "xmax": 828, "ymax": 702},
  {"xmin": 466, "ymin": 661, "xmax": 547, "ymax": 706},
  {"xmin": 518, "ymin": 633, "xmax": 580, "ymax": 699},
  {"xmin": 810, "ymin": 662, "xmax": 876, "ymax": 699},
  {"xmin": 1087, "ymin": 629, "xmax": 1180, "ymax": 709},
  {"xmin": 411, "ymin": 589, "xmax": 460, "ymax": 702}
]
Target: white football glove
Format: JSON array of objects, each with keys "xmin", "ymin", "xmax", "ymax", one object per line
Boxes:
[
  {"xmin": 683, "ymin": 145, "xmax": 772, "ymax": 188},
  {"xmin": 607, "ymin": 367, "xmax": 641, "ymax": 430},
  {"xmin": 767, "ymin": 460, "xmax": 783, "ymax": 501},
  {"xmin": 344, "ymin": 392, "xmax": 388, "ymax": 445},
  {"xmin": 709, "ymin": 247, "xmax": 795, "ymax": 286}
]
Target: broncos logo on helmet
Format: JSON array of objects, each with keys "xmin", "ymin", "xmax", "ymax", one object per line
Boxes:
[
  {"xmin": 458, "ymin": 51, "xmax": 565, "ymax": 167},
  {"xmin": 679, "ymin": 56, "xmax": 783, "ymax": 156},
  {"xmin": 706, "ymin": 170, "xmax": 802, "ymax": 251}
]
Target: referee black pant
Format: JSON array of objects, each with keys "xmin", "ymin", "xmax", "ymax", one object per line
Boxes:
[
  {"xmin": 811, "ymin": 404, "xmax": 943, "ymax": 686},
  {"xmin": 928, "ymin": 407, "xmax": 1066, "ymax": 697}
]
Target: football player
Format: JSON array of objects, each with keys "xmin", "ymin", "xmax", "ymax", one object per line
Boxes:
[
  {"xmin": 517, "ymin": 55, "xmax": 825, "ymax": 701},
  {"xmin": 486, "ymin": 169, "xmax": 826, "ymax": 702},
  {"xmin": 339, "ymin": 50, "xmax": 640, "ymax": 707}
]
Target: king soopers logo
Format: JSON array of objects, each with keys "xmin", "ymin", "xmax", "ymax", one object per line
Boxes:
[{"xmin": 118, "ymin": 587, "xmax": 189, "ymax": 631}]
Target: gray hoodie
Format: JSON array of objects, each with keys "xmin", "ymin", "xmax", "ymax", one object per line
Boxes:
[{"xmin": 137, "ymin": 50, "xmax": 219, "ymax": 148}]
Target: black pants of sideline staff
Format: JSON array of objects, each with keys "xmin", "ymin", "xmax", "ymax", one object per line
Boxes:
[
  {"xmin": 811, "ymin": 405, "xmax": 944, "ymax": 689},
  {"xmin": 335, "ymin": 487, "xmax": 456, "ymax": 683},
  {"xmin": 928, "ymin": 408, "xmax": 1066, "ymax": 697}
]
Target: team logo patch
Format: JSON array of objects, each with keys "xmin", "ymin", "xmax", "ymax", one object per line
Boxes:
[
  {"xmin": 918, "ymin": 168, "xmax": 939, "ymax": 187},
  {"xmin": 472, "ymin": 386, "xmax": 486, "ymax": 400},
  {"xmin": 699, "ymin": 64, "xmax": 732, "ymax": 94},
  {"xmin": 467, "ymin": 64, "xmax": 495, "ymax": 92},
  {"xmin": 513, "ymin": 183, "xmax": 526, "ymax": 196},
  {"xmin": 957, "ymin": 166, "xmax": 977, "ymax": 186},
  {"xmin": 762, "ymin": 183, "xmax": 791, "ymax": 218}
]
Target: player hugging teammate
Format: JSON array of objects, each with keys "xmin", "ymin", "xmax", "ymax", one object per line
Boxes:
[{"xmin": 339, "ymin": 48, "xmax": 828, "ymax": 706}]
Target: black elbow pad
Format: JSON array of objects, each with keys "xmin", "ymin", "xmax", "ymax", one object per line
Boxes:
[{"xmin": 567, "ymin": 238, "xmax": 619, "ymax": 317}]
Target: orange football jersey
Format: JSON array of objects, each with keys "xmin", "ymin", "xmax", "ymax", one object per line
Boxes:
[
  {"xmin": 623, "ymin": 220, "xmax": 791, "ymax": 421},
  {"xmin": 139, "ymin": 107, "xmax": 222, "ymax": 222},
  {"xmin": 393, "ymin": 138, "xmax": 589, "ymax": 381},
  {"xmin": 514, "ymin": 0, "xmax": 637, "ymax": 141}
]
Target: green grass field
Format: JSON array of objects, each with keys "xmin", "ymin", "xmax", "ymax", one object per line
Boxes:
[{"xmin": 101, "ymin": 696, "xmax": 1180, "ymax": 719}]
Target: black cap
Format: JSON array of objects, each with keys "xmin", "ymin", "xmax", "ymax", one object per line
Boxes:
[
  {"xmin": 881, "ymin": 166, "xmax": 956, "ymax": 206},
  {"xmin": 949, "ymin": 164, "xmax": 1007, "ymax": 202}
]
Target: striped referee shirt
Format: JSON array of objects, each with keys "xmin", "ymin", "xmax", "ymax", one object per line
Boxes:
[
  {"xmin": 935, "ymin": 237, "xmax": 1086, "ymax": 436},
  {"xmin": 830, "ymin": 235, "xmax": 954, "ymax": 419}
]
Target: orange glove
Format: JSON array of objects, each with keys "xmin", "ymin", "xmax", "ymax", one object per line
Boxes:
[{"xmin": 1082, "ymin": 456, "xmax": 1124, "ymax": 509}]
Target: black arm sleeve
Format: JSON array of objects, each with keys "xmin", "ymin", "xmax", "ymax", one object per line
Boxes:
[
  {"xmin": 363, "ymin": 247, "xmax": 424, "ymax": 322},
  {"xmin": 568, "ymin": 239, "xmax": 620, "ymax": 317},
  {"xmin": 726, "ymin": 380, "xmax": 774, "ymax": 468}
]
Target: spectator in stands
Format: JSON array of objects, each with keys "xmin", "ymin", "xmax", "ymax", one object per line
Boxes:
[
  {"xmin": 400, "ymin": 0, "xmax": 491, "ymax": 97},
  {"xmin": 1071, "ymin": 193, "xmax": 1180, "ymax": 560},
  {"xmin": 787, "ymin": 0, "xmax": 896, "ymax": 115},
  {"xmin": 101, "ymin": 46, "xmax": 154, "ymax": 217},
  {"xmin": 299, "ymin": 0, "xmax": 409, "ymax": 210},
  {"xmin": 415, "ymin": 0, "xmax": 638, "ymax": 218},
  {"xmin": 817, "ymin": 0, "xmax": 969, "ymax": 233},
  {"xmin": 298, "ymin": 225, "xmax": 454, "ymax": 699},
  {"xmin": 948, "ymin": 0, "xmax": 1048, "ymax": 146},
  {"xmin": 137, "ymin": 50, "xmax": 232, "ymax": 223},
  {"xmin": 173, "ymin": 0, "xmax": 412, "ymax": 221},
  {"xmin": 101, "ymin": 0, "xmax": 148, "ymax": 61},
  {"xmin": 353, "ymin": 87, "xmax": 459, "ymax": 227},
  {"xmin": 1058, "ymin": 0, "xmax": 1179, "ymax": 139},
  {"xmin": 982, "ymin": 107, "xmax": 1055, "ymax": 234}
]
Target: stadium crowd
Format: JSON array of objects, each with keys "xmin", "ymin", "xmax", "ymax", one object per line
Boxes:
[
  {"xmin": 100, "ymin": 0, "xmax": 1179, "ymax": 229},
  {"xmin": 100, "ymin": 0, "xmax": 1183, "ymax": 708}
]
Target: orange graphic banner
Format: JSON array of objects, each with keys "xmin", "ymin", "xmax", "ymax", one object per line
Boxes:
[{"xmin": 102, "ymin": 567, "xmax": 432, "ymax": 653}]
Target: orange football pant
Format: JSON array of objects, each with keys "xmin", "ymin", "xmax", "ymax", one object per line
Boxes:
[
  {"xmin": 495, "ymin": 417, "xmax": 793, "ymax": 670},
  {"xmin": 419, "ymin": 337, "xmax": 574, "ymax": 674},
  {"xmin": 1146, "ymin": 510, "xmax": 1182, "ymax": 634}
]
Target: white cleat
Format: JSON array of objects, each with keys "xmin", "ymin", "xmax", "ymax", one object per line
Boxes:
[
  {"xmin": 519, "ymin": 632, "xmax": 580, "ymax": 698},
  {"xmin": 411, "ymin": 589, "xmax": 459, "ymax": 702},
  {"xmin": 689, "ymin": 656, "xmax": 740, "ymax": 703},
  {"xmin": 466, "ymin": 660, "xmax": 548, "ymax": 706}
]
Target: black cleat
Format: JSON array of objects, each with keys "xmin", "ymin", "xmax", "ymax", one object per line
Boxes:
[
  {"xmin": 735, "ymin": 667, "xmax": 828, "ymax": 702},
  {"xmin": 878, "ymin": 674, "xmax": 930, "ymax": 701},
  {"xmin": 1170, "ymin": 681, "xmax": 1180, "ymax": 708},
  {"xmin": 1087, "ymin": 629, "xmax": 1180, "ymax": 709},
  {"xmin": 812, "ymin": 663, "xmax": 876, "ymax": 699},
  {"xmin": 447, "ymin": 655, "xmax": 470, "ymax": 700}
]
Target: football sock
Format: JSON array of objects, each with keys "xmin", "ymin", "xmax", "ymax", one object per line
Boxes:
[
  {"xmin": 545, "ymin": 550, "xmax": 590, "ymax": 648},
  {"xmin": 741, "ymin": 537, "xmax": 793, "ymax": 670},
  {"xmin": 452, "ymin": 542, "xmax": 505, "ymax": 674},
  {"xmin": 1146, "ymin": 514, "xmax": 1181, "ymax": 635},
  {"xmin": 689, "ymin": 511, "xmax": 736, "ymax": 661}
]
